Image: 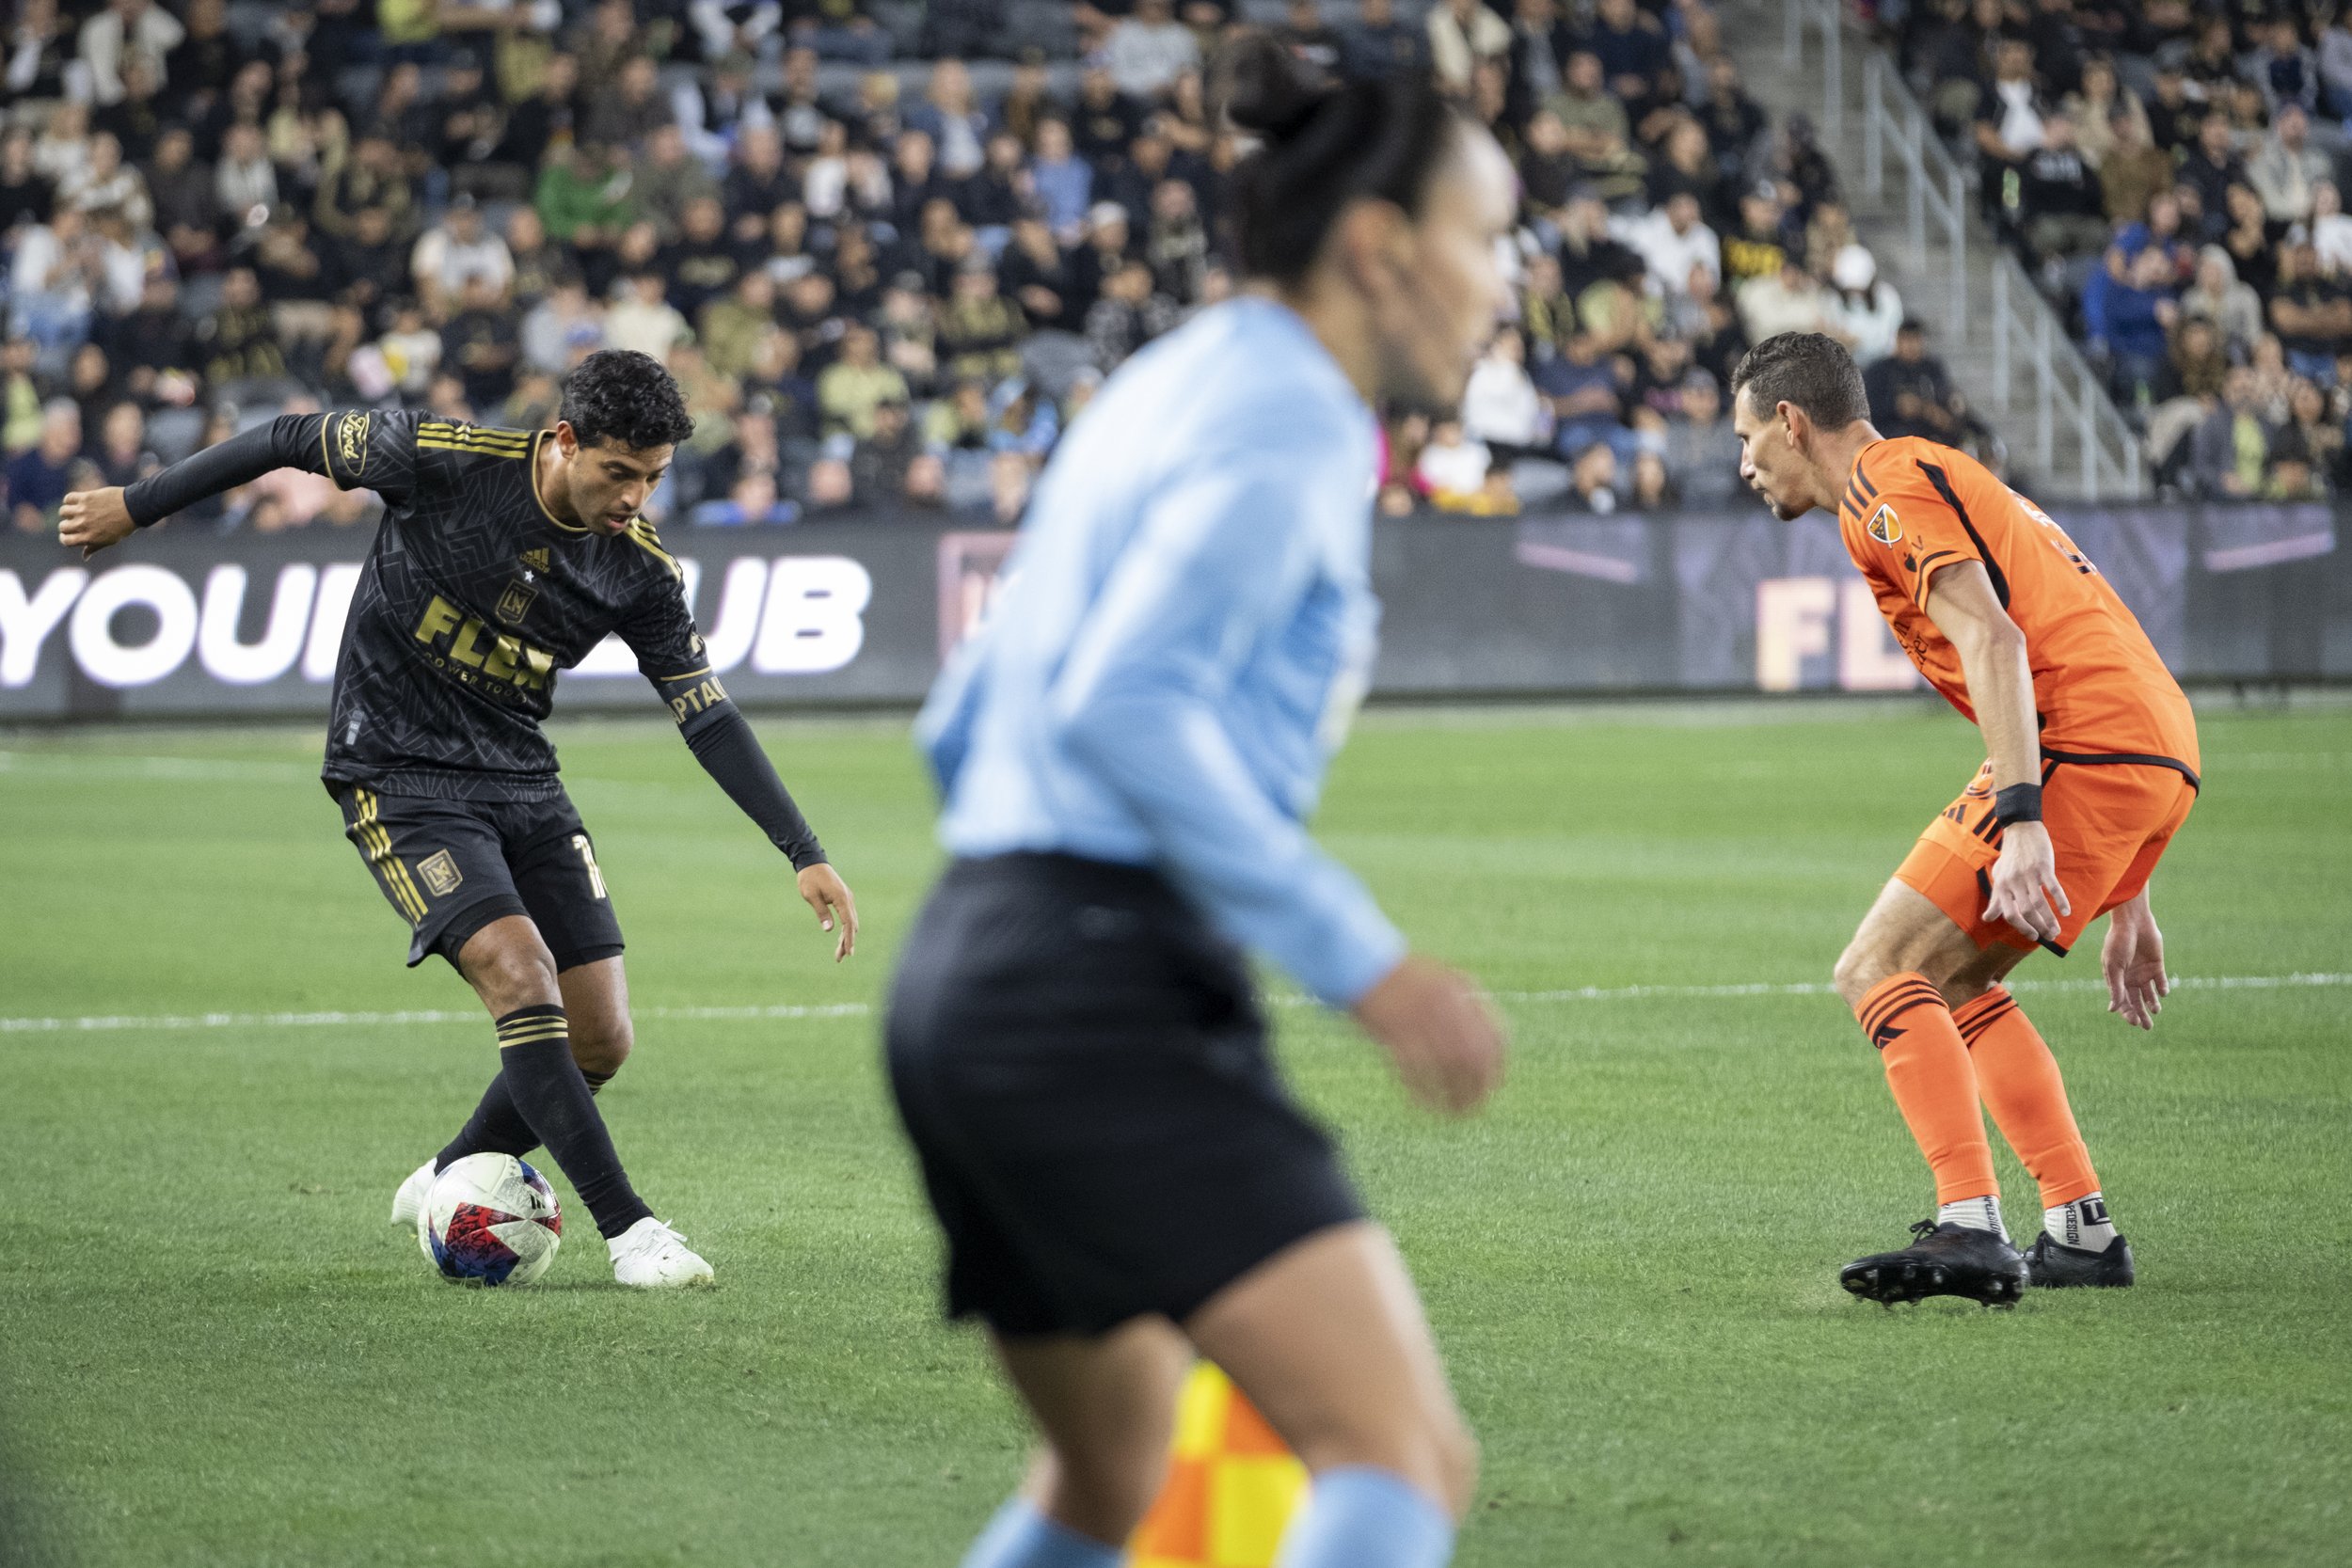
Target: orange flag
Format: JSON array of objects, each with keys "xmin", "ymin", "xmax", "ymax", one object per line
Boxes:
[{"xmin": 1129, "ymin": 1363, "xmax": 1309, "ymax": 1568}]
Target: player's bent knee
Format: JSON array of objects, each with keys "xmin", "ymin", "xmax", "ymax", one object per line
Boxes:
[
  {"xmin": 1831, "ymin": 941, "xmax": 1892, "ymax": 1008},
  {"xmin": 570, "ymin": 1017, "xmax": 633, "ymax": 1078},
  {"xmin": 458, "ymin": 921, "xmax": 563, "ymax": 1015}
]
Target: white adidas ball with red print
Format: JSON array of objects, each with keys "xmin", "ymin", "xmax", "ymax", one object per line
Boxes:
[{"xmin": 419, "ymin": 1153, "xmax": 563, "ymax": 1286}]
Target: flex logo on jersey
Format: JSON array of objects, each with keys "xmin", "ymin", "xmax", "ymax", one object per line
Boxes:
[
  {"xmin": 496, "ymin": 578, "xmax": 538, "ymax": 626},
  {"xmin": 1867, "ymin": 504, "xmax": 1902, "ymax": 545},
  {"xmin": 337, "ymin": 412, "xmax": 372, "ymax": 478},
  {"xmin": 411, "ymin": 594, "xmax": 556, "ymax": 694}
]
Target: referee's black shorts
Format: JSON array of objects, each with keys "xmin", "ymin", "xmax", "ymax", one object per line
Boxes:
[{"xmin": 883, "ymin": 851, "xmax": 1366, "ymax": 1338}]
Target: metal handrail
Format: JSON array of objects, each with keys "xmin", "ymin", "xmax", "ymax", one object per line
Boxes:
[{"xmin": 1783, "ymin": 0, "xmax": 2144, "ymax": 498}]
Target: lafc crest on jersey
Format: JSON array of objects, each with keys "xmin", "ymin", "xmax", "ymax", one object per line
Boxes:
[
  {"xmin": 1867, "ymin": 503, "xmax": 1902, "ymax": 545},
  {"xmin": 496, "ymin": 578, "xmax": 538, "ymax": 626}
]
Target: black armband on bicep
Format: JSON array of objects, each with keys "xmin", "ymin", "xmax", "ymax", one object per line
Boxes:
[
  {"xmin": 124, "ymin": 416, "xmax": 318, "ymax": 527},
  {"xmin": 681, "ymin": 702, "xmax": 827, "ymax": 870}
]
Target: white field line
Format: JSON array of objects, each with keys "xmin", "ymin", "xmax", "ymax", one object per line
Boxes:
[{"xmin": 2, "ymin": 974, "xmax": 2345, "ymax": 1037}]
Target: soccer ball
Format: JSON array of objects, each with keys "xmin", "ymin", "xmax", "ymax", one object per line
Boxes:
[{"xmin": 420, "ymin": 1153, "xmax": 563, "ymax": 1286}]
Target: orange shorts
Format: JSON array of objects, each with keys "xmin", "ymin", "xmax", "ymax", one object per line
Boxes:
[{"xmin": 1896, "ymin": 757, "xmax": 2197, "ymax": 957}]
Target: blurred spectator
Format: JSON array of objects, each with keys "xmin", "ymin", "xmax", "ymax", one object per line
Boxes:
[
  {"xmin": 1566, "ymin": 441, "xmax": 1620, "ymax": 513},
  {"xmin": 1428, "ymin": 0, "xmax": 1511, "ymax": 98},
  {"xmin": 1629, "ymin": 450, "xmax": 1674, "ymax": 512},
  {"xmin": 2267, "ymin": 242, "xmax": 2352, "ymax": 385},
  {"xmin": 77, "ymin": 0, "xmax": 185, "ymax": 109},
  {"xmin": 1624, "ymin": 192, "xmax": 1720, "ymax": 300},
  {"xmin": 1415, "ymin": 419, "xmax": 1492, "ymax": 505},
  {"xmin": 1085, "ymin": 261, "xmax": 1174, "ymax": 371},
  {"xmin": 2014, "ymin": 115, "xmax": 2107, "ymax": 262},
  {"xmin": 411, "ymin": 197, "xmax": 515, "ymax": 317},
  {"xmin": 2249, "ymin": 104, "xmax": 2330, "ymax": 226},
  {"xmin": 87, "ymin": 399, "xmax": 159, "ymax": 488},
  {"xmin": 1826, "ymin": 245, "xmax": 1902, "ymax": 365},
  {"xmin": 1107, "ymin": 0, "xmax": 1200, "ymax": 101},
  {"xmin": 1661, "ymin": 369, "xmax": 1741, "ymax": 506},
  {"xmin": 850, "ymin": 396, "xmax": 931, "ymax": 504},
  {"xmin": 1344, "ymin": 0, "xmax": 1428, "ymax": 84},
  {"xmin": 1864, "ymin": 320, "xmax": 1966, "ymax": 443},
  {"xmin": 818, "ymin": 325, "xmax": 910, "ymax": 439},
  {"xmin": 2097, "ymin": 112, "xmax": 2174, "ymax": 228},
  {"xmin": 442, "ymin": 276, "xmax": 521, "ymax": 410},
  {"xmin": 2187, "ymin": 367, "xmax": 2270, "ymax": 499},
  {"xmin": 6, "ymin": 401, "xmax": 84, "ymax": 531},
  {"xmin": 1462, "ymin": 329, "xmax": 1545, "ymax": 463},
  {"xmin": 2180, "ymin": 247, "xmax": 2264, "ymax": 360},
  {"xmin": 1737, "ymin": 260, "xmax": 1838, "ymax": 344},
  {"xmin": 1030, "ymin": 119, "xmax": 1093, "ymax": 242},
  {"xmin": 605, "ymin": 273, "xmax": 691, "ymax": 362}
]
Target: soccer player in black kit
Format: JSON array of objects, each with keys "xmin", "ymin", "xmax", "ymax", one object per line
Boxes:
[{"xmin": 59, "ymin": 351, "xmax": 858, "ymax": 1288}]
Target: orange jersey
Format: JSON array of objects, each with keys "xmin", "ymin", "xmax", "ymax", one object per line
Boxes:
[{"xmin": 1836, "ymin": 436, "xmax": 2200, "ymax": 776}]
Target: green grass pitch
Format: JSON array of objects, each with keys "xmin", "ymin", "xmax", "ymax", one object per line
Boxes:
[{"xmin": 2, "ymin": 698, "xmax": 2347, "ymax": 1567}]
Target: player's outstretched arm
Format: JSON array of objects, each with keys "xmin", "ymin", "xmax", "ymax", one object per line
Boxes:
[
  {"xmin": 2101, "ymin": 888, "xmax": 2169, "ymax": 1030},
  {"xmin": 59, "ymin": 412, "xmax": 403, "ymax": 557},
  {"xmin": 1923, "ymin": 560, "xmax": 2070, "ymax": 947},
  {"xmin": 678, "ymin": 703, "xmax": 858, "ymax": 962}
]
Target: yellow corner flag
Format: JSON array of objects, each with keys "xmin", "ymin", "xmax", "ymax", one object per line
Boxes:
[{"xmin": 1129, "ymin": 1363, "xmax": 1309, "ymax": 1568}]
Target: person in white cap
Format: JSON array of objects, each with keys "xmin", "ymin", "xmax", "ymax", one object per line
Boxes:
[{"xmin": 1828, "ymin": 244, "xmax": 1903, "ymax": 365}]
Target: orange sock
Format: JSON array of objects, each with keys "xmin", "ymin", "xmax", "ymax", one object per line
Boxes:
[
  {"xmin": 1855, "ymin": 973, "xmax": 1997, "ymax": 1205},
  {"xmin": 1953, "ymin": 987, "xmax": 2101, "ymax": 1209}
]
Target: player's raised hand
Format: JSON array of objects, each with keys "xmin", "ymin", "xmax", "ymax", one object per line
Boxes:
[
  {"xmin": 1983, "ymin": 820, "xmax": 2070, "ymax": 946},
  {"xmin": 58, "ymin": 485, "xmax": 135, "ymax": 558},
  {"xmin": 1351, "ymin": 954, "xmax": 1507, "ymax": 1116},
  {"xmin": 797, "ymin": 863, "xmax": 858, "ymax": 962},
  {"xmin": 2100, "ymin": 895, "xmax": 2169, "ymax": 1030}
]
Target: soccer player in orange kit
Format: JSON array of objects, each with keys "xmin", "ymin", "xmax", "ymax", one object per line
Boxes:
[{"xmin": 1729, "ymin": 333, "xmax": 2198, "ymax": 1306}]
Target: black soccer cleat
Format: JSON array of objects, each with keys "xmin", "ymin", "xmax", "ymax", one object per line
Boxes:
[
  {"xmin": 2021, "ymin": 1230, "xmax": 2135, "ymax": 1288},
  {"xmin": 1839, "ymin": 1220, "xmax": 2026, "ymax": 1308}
]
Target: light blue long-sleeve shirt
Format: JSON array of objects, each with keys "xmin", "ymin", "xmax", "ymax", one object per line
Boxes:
[{"xmin": 916, "ymin": 296, "xmax": 1406, "ymax": 1007}]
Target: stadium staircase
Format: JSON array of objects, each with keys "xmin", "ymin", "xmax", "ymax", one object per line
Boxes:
[{"xmin": 1727, "ymin": 0, "xmax": 2147, "ymax": 499}]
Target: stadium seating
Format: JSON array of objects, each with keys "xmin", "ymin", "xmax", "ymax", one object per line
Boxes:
[
  {"xmin": 3, "ymin": 0, "xmax": 1904, "ymax": 531},
  {"xmin": 1882, "ymin": 1, "xmax": 2352, "ymax": 499}
]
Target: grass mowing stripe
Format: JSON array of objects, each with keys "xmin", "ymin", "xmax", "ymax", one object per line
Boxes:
[{"xmin": 7, "ymin": 973, "xmax": 2344, "ymax": 1035}]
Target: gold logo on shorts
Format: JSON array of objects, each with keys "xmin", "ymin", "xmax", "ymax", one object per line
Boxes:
[
  {"xmin": 496, "ymin": 578, "xmax": 538, "ymax": 626},
  {"xmin": 338, "ymin": 412, "xmax": 371, "ymax": 477},
  {"xmin": 1867, "ymin": 504, "xmax": 1902, "ymax": 545},
  {"xmin": 520, "ymin": 547, "xmax": 549, "ymax": 572},
  {"xmin": 418, "ymin": 849, "xmax": 463, "ymax": 897}
]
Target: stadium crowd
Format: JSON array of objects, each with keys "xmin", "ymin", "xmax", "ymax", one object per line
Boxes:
[
  {"xmin": 0, "ymin": 0, "xmax": 1954, "ymax": 531},
  {"xmin": 1886, "ymin": 0, "xmax": 2352, "ymax": 499}
]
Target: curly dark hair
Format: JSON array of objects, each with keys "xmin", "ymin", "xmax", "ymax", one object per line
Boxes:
[{"xmin": 559, "ymin": 349, "xmax": 695, "ymax": 451}]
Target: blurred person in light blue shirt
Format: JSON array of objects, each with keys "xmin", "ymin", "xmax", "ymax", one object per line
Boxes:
[{"xmin": 883, "ymin": 35, "xmax": 1518, "ymax": 1568}]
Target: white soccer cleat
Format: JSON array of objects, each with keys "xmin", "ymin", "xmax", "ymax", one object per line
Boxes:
[
  {"xmin": 389, "ymin": 1158, "xmax": 437, "ymax": 1229},
  {"xmin": 608, "ymin": 1217, "xmax": 714, "ymax": 1288}
]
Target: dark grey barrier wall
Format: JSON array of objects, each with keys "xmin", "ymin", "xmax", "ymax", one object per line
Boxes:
[{"xmin": 0, "ymin": 504, "xmax": 2343, "ymax": 720}]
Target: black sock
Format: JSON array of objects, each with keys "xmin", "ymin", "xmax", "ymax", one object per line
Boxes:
[
  {"xmin": 435, "ymin": 1071, "xmax": 540, "ymax": 1172},
  {"xmin": 492, "ymin": 1006, "xmax": 654, "ymax": 1241}
]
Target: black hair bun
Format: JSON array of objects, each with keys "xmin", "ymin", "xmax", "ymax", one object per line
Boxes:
[{"xmin": 1216, "ymin": 33, "xmax": 1336, "ymax": 145}]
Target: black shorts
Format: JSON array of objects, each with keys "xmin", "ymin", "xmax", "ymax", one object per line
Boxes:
[
  {"xmin": 329, "ymin": 783, "xmax": 625, "ymax": 972},
  {"xmin": 883, "ymin": 852, "xmax": 1366, "ymax": 1338}
]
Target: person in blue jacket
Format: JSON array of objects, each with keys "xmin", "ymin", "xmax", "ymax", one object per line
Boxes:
[{"xmin": 884, "ymin": 37, "xmax": 1516, "ymax": 1568}]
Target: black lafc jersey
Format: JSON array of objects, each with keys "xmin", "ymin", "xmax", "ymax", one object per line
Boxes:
[{"xmin": 299, "ymin": 410, "xmax": 723, "ymax": 801}]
